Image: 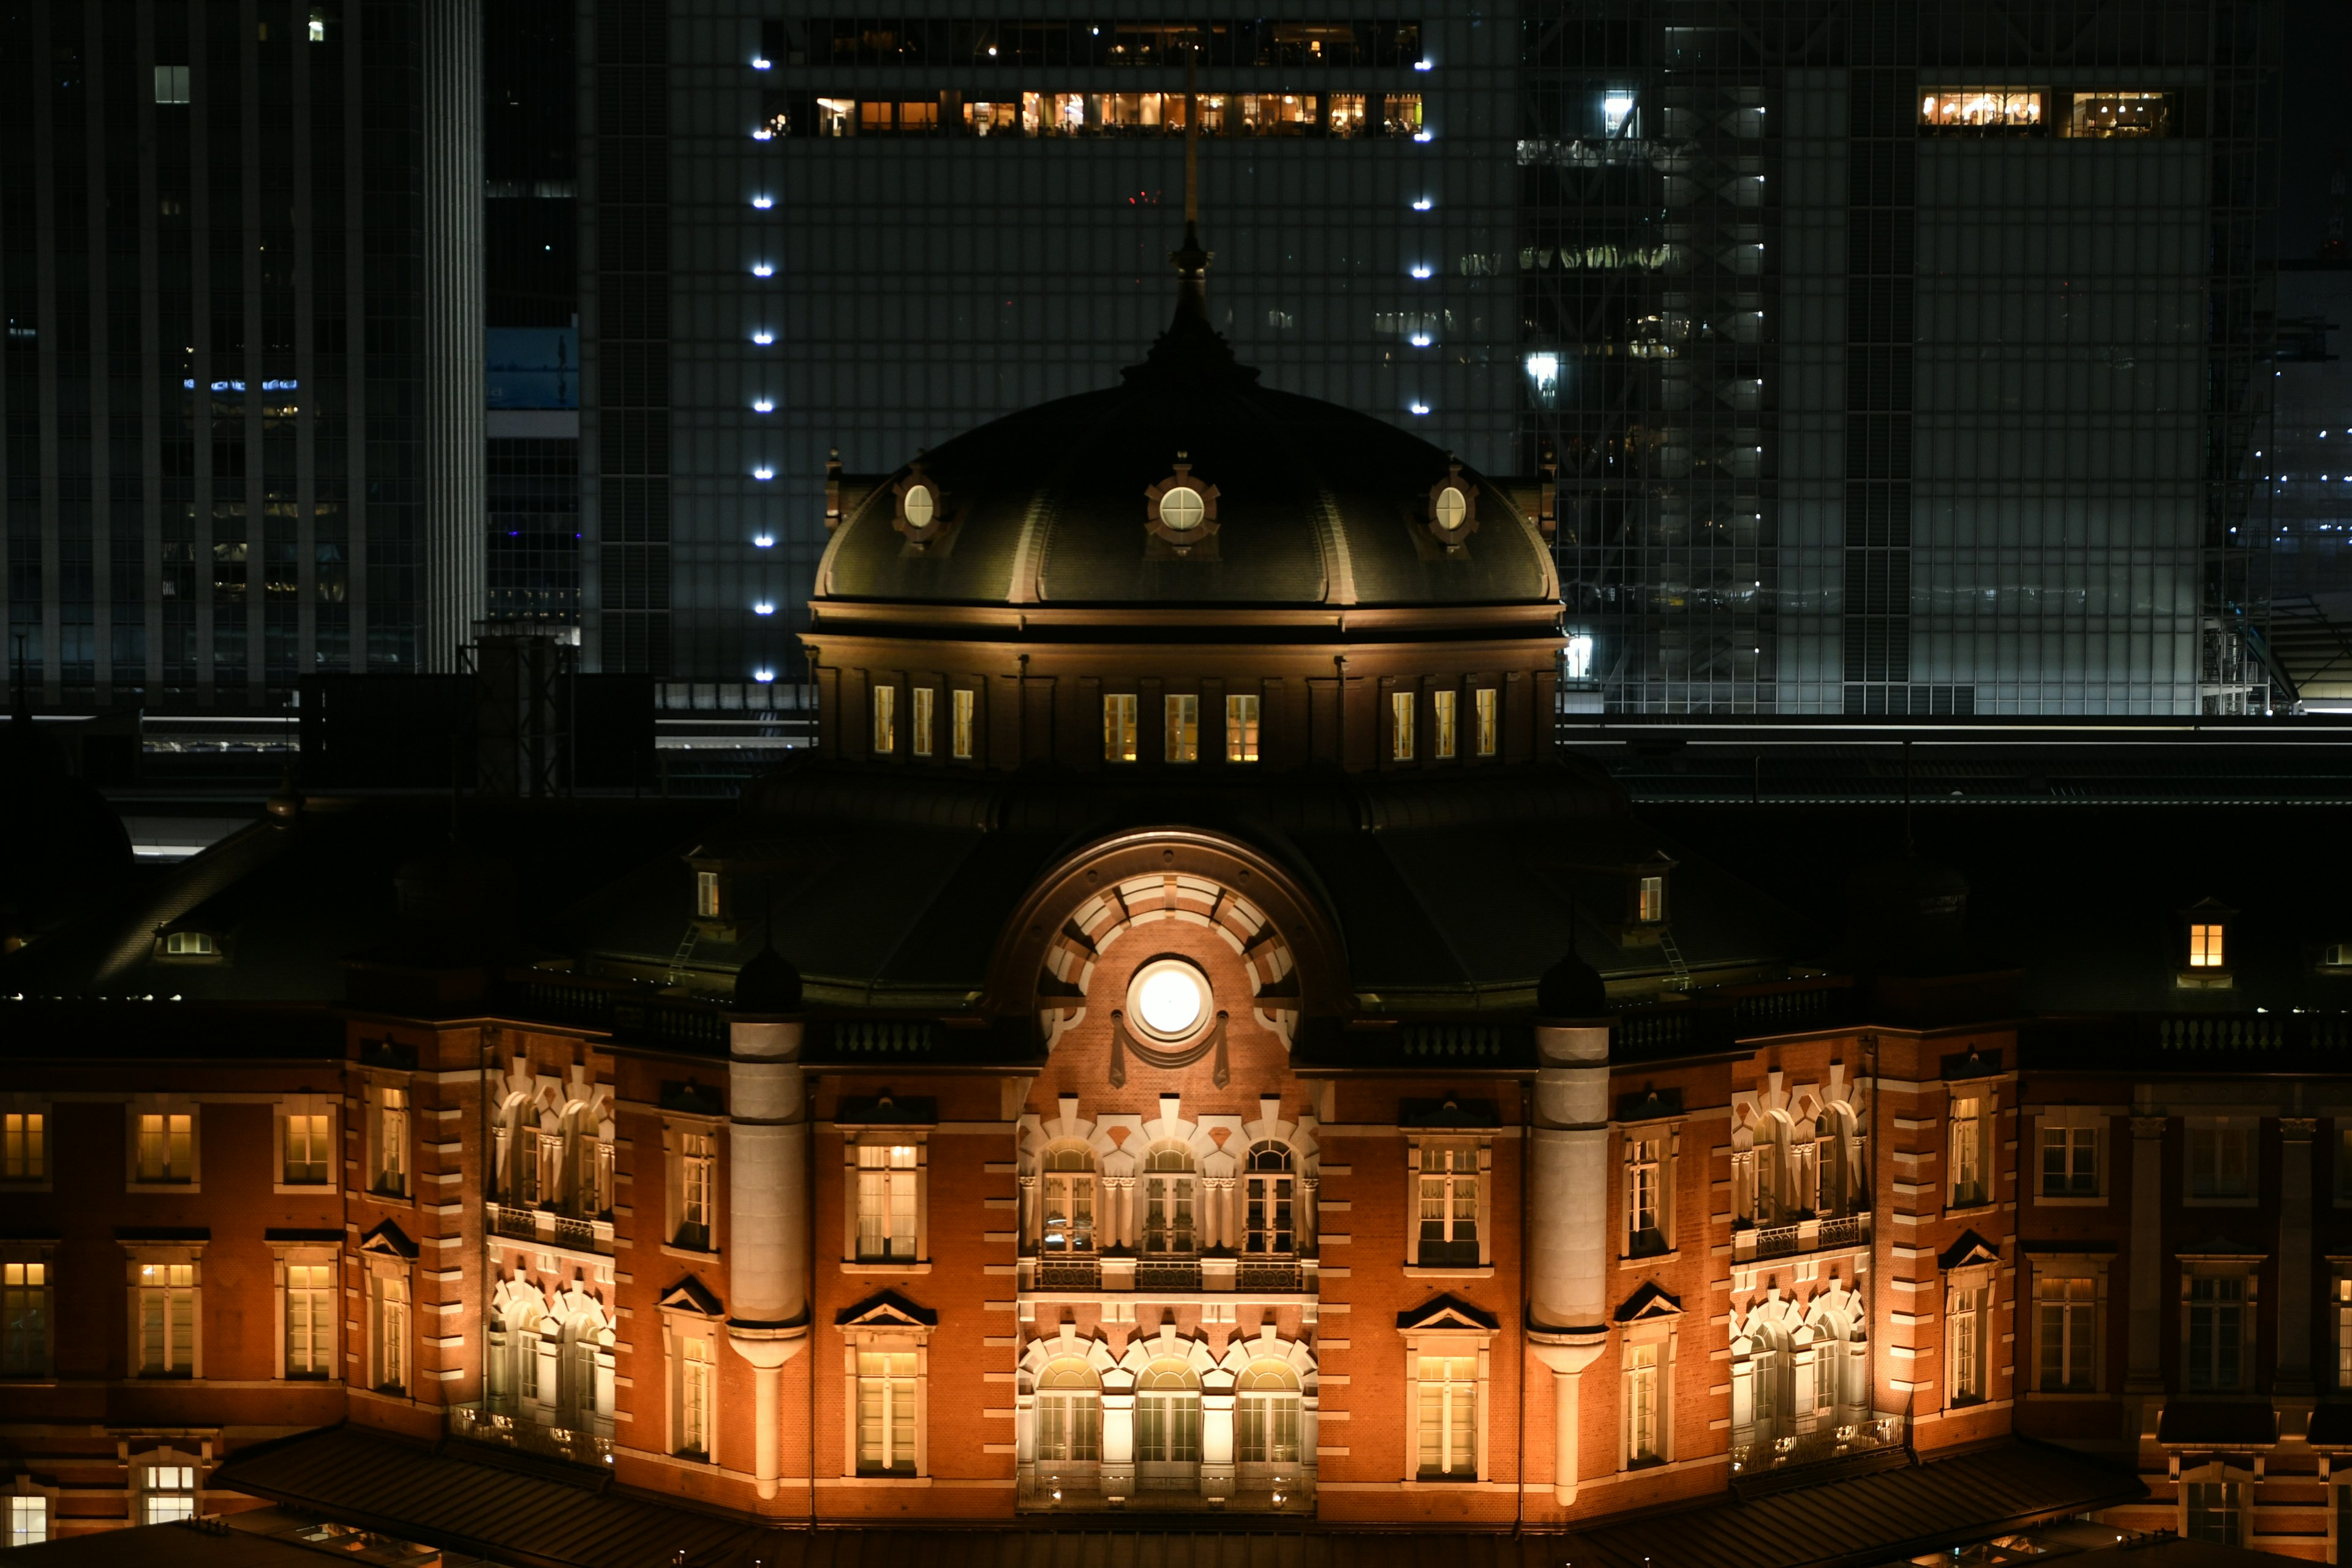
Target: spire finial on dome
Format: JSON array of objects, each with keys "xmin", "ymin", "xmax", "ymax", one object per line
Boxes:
[{"xmin": 1170, "ymin": 45, "xmax": 1212, "ymax": 326}]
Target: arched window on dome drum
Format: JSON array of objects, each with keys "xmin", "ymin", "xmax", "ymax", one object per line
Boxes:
[
  {"xmin": 1041, "ymin": 1146, "xmax": 1096, "ymax": 1254},
  {"xmin": 1235, "ymin": 1360, "xmax": 1302, "ymax": 1463},
  {"xmin": 1142, "ymin": 1145, "xmax": 1196, "ymax": 1255},
  {"xmin": 1243, "ymin": 1142, "xmax": 1294, "ymax": 1255},
  {"xmin": 1134, "ymin": 1359, "xmax": 1202, "ymax": 1464},
  {"xmin": 1034, "ymin": 1357, "xmax": 1102, "ymax": 1462}
]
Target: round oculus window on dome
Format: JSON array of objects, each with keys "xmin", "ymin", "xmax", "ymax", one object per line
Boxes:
[
  {"xmin": 1128, "ymin": 956, "xmax": 1212, "ymax": 1042},
  {"xmin": 1158, "ymin": 485, "xmax": 1207, "ymax": 533},
  {"xmin": 903, "ymin": 484, "xmax": 937, "ymax": 530},
  {"xmin": 1434, "ymin": 484, "xmax": 1468, "ymax": 532}
]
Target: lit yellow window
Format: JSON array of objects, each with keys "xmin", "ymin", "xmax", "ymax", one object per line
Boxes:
[
  {"xmin": 1474, "ymin": 687, "xmax": 1497, "ymax": 756},
  {"xmin": 951, "ymin": 689, "xmax": 976, "ymax": 760},
  {"xmin": 1639, "ymin": 875, "xmax": 1665, "ymax": 923},
  {"xmin": 1165, "ymin": 695, "xmax": 1199, "ymax": 763},
  {"xmin": 872, "ymin": 686, "xmax": 897, "ymax": 755},
  {"xmin": 2190, "ymin": 924, "xmax": 2224, "ymax": 968},
  {"xmin": 1391, "ymin": 692, "xmax": 1415, "ymax": 761},
  {"xmin": 2, "ymin": 1113, "xmax": 42, "ymax": 1180},
  {"xmin": 695, "ymin": 870, "xmax": 720, "ymax": 918},
  {"xmin": 911, "ymin": 687, "xmax": 935, "ymax": 758},
  {"xmin": 1226, "ymin": 694, "xmax": 1260, "ymax": 763},
  {"xmin": 1433, "ymin": 690, "xmax": 1457, "ymax": 758},
  {"xmin": 1104, "ymin": 695, "xmax": 1138, "ymax": 763}
]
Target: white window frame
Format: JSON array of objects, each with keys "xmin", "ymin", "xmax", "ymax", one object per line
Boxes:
[
  {"xmin": 136, "ymin": 1451, "xmax": 200, "ymax": 1525},
  {"xmin": 1103, "ymin": 693, "xmax": 1138, "ymax": 763},
  {"xmin": 0, "ymin": 1097, "xmax": 49, "ymax": 1188},
  {"xmin": 1620, "ymin": 1321, "xmax": 1675, "ymax": 1469},
  {"xmin": 271, "ymin": 1245, "xmax": 338, "ymax": 1382},
  {"xmin": 1622, "ymin": 1123, "xmax": 1676, "ymax": 1259},
  {"xmin": 3, "ymin": 1478, "xmax": 55, "ymax": 1547},
  {"xmin": 951, "ymin": 686, "xmax": 977, "ymax": 760},
  {"xmin": 366, "ymin": 1262, "xmax": 412, "ymax": 1396},
  {"xmin": 1946, "ymin": 1276, "xmax": 1989, "ymax": 1408},
  {"xmin": 841, "ymin": 1327, "xmax": 930, "ymax": 1479},
  {"xmin": 367, "ymin": 1079, "xmax": 412, "ymax": 1201},
  {"xmin": 843, "ymin": 1131, "xmax": 928, "ymax": 1267},
  {"xmin": 694, "ymin": 870, "xmax": 722, "ymax": 918},
  {"xmin": 275, "ymin": 1095, "xmax": 336, "ymax": 1193},
  {"xmin": 666, "ymin": 1119, "xmax": 722, "ymax": 1254},
  {"xmin": 911, "ymin": 685, "xmax": 936, "ymax": 758},
  {"xmin": 1945, "ymin": 1085, "xmax": 1994, "ymax": 1211},
  {"xmin": 2185, "ymin": 1118, "xmax": 2258, "ymax": 1206},
  {"xmin": 0, "ymin": 1248, "xmax": 53, "ymax": 1379},
  {"xmin": 1431, "ymin": 688, "xmax": 1458, "ymax": 759},
  {"xmin": 2027, "ymin": 1253, "xmax": 2107, "ymax": 1395},
  {"xmin": 1404, "ymin": 1134, "xmax": 1491, "ymax": 1272},
  {"xmin": 126, "ymin": 1098, "xmax": 201, "ymax": 1190},
  {"xmin": 662, "ymin": 1308, "xmax": 722, "ymax": 1464},
  {"xmin": 124, "ymin": 1244, "xmax": 205, "ymax": 1379},
  {"xmin": 2181, "ymin": 1260, "xmax": 2258, "ymax": 1393},
  {"xmin": 1164, "ymin": 693, "xmax": 1200, "ymax": 763},
  {"xmin": 872, "ymin": 683, "xmax": 898, "ymax": 756},
  {"xmin": 2032, "ymin": 1106, "xmax": 2107, "ymax": 1205},
  {"xmin": 1472, "ymin": 685, "xmax": 1498, "ymax": 757},
  {"xmin": 1226, "ymin": 692, "xmax": 1261, "ymax": 763},
  {"xmin": 1404, "ymin": 1336, "xmax": 1488, "ymax": 1482},
  {"xmin": 1390, "ymin": 690, "xmax": 1416, "ymax": 761}
]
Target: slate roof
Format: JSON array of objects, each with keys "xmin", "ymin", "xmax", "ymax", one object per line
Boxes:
[{"xmin": 209, "ymin": 1427, "xmax": 2138, "ymax": 1568}]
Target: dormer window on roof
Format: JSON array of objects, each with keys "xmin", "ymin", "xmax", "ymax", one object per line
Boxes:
[
  {"xmin": 163, "ymin": 930, "xmax": 215, "ymax": 957},
  {"xmin": 2189, "ymin": 924, "xmax": 2224, "ymax": 968},
  {"xmin": 1638, "ymin": 875, "xmax": 1665, "ymax": 923},
  {"xmin": 1144, "ymin": 454, "xmax": 1221, "ymax": 551},
  {"xmin": 1426, "ymin": 458, "xmax": 1477, "ymax": 548}
]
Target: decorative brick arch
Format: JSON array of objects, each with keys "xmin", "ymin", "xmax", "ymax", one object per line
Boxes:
[{"xmin": 986, "ymin": 827, "xmax": 1346, "ymax": 1050}]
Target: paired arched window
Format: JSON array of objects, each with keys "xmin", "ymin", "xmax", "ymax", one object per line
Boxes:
[
  {"xmin": 1235, "ymin": 1359, "xmax": 1302, "ymax": 1463},
  {"xmin": 1142, "ymin": 1145, "xmax": 1197, "ymax": 1256},
  {"xmin": 1133, "ymin": 1358, "xmax": 1203, "ymax": 1463},
  {"xmin": 486, "ymin": 1294, "xmax": 541, "ymax": 1411},
  {"xmin": 1033, "ymin": 1357, "xmax": 1102, "ymax": 1462},
  {"xmin": 1041, "ymin": 1146, "xmax": 1096, "ymax": 1254},
  {"xmin": 1243, "ymin": 1142, "xmax": 1295, "ymax": 1255}
]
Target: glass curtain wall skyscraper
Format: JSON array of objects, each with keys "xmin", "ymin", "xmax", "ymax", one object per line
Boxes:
[
  {"xmin": 1523, "ymin": 0, "xmax": 2278, "ymax": 715},
  {"xmin": 0, "ymin": 0, "xmax": 481, "ymax": 712},
  {"xmin": 578, "ymin": 2, "xmax": 1518, "ymax": 683}
]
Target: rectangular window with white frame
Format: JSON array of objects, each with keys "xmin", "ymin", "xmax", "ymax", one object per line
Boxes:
[
  {"xmin": 1226, "ymin": 692, "xmax": 1261, "ymax": 763},
  {"xmin": 1414, "ymin": 1354, "xmax": 1478, "ymax": 1478},
  {"xmin": 672, "ymin": 1125, "xmax": 718, "ymax": 1251},
  {"xmin": 2184, "ymin": 1267, "xmax": 2253, "ymax": 1392},
  {"xmin": 663, "ymin": 1314, "xmax": 720, "ymax": 1463},
  {"xmin": 912, "ymin": 686, "xmax": 936, "ymax": 758},
  {"xmin": 1948, "ymin": 1285, "xmax": 1986, "ymax": 1404},
  {"xmin": 369, "ymin": 1271, "xmax": 410, "ymax": 1394},
  {"xmin": 695, "ymin": 870, "xmax": 722, "ymax": 918},
  {"xmin": 2035, "ymin": 1266, "xmax": 2100, "ymax": 1392},
  {"xmin": 2187, "ymin": 1121, "xmax": 2255, "ymax": 1203},
  {"xmin": 952, "ymin": 687, "xmax": 976, "ymax": 760},
  {"xmin": 850, "ymin": 1139, "xmax": 924, "ymax": 1264},
  {"xmin": 858, "ymin": 1351, "xmax": 919, "ymax": 1473},
  {"xmin": 1622, "ymin": 1336, "xmax": 1670, "ymax": 1468},
  {"xmin": 130, "ymin": 1106, "xmax": 198, "ymax": 1186},
  {"xmin": 1624, "ymin": 1129, "xmax": 1672, "ymax": 1257},
  {"xmin": 2335, "ymin": 1276, "xmax": 2352, "ymax": 1390},
  {"xmin": 1947, "ymin": 1092, "xmax": 1989, "ymax": 1208},
  {"xmin": 1, "ymin": 1254, "xmax": 51, "ymax": 1378},
  {"xmin": 1411, "ymin": 1137, "xmax": 1485, "ymax": 1268},
  {"xmin": 1473, "ymin": 686, "xmax": 1497, "ymax": 756},
  {"xmin": 1103, "ymin": 694, "xmax": 1137, "ymax": 762},
  {"xmin": 281, "ymin": 1105, "xmax": 332, "ymax": 1187},
  {"xmin": 371, "ymin": 1084, "xmax": 410, "ymax": 1199},
  {"xmin": 1390, "ymin": 690, "xmax": 1416, "ymax": 761},
  {"xmin": 6, "ymin": 1491, "xmax": 48, "ymax": 1547},
  {"xmin": 281, "ymin": 1257, "xmax": 334, "ymax": 1380},
  {"xmin": 1164, "ymin": 693, "xmax": 1199, "ymax": 763},
  {"xmin": 2034, "ymin": 1107, "xmax": 2104, "ymax": 1202},
  {"xmin": 139, "ymin": 1460, "xmax": 197, "ymax": 1525},
  {"xmin": 1432, "ymin": 688, "xmax": 1458, "ymax": 758},
  {"xmin": 130, "ymin": 1254, "xmax": 200, "ymax": 1378},
  {"xmin": 1, "ymin": 1108, "xmax": 45, "ymax": 1184},
  {"xmin": 872, "ymin": 684, "xmax": 897, "ymax": 755}
]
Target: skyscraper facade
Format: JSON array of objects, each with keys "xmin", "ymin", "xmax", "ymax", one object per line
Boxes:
[
  {"xmin": 1526, "ymin": 0, "xmax": 2279, "ymax": 715},
  {"xmin": 0, "ymin": 0, "xmax": 484, "ymax": 712}
]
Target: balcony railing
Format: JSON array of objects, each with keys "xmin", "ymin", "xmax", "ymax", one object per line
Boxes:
[
  {"xmin": 1733, "ymin": 1210, "xmax": 1870, "ymax": 1263},
  {"xmin": 448, "ymin": 1404, "xmax": 612, "ymax": 1469},
  {"xmin": 484, "ymin": 1202, "xmax": 614, "ymax": 1256},
  {"xmin": 1729, "ymin": 1411, "xmax": 1905, "ymax": 1491},
  {"xmin": 1236, "ymin": 1259, "xmax": 1302, "ymax": 1292},
  {"xmin": 1036, "ymin": 1257, "xmax": 1102, "ymax": 1291},
  {"xmin": 1134, "ymin": 1259, "xmax": 1202, "ymax": 1292}
]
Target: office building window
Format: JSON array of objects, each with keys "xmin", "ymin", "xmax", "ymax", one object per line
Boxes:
[
  {"xmin": 373, "ymin": 1087, "xmax": 410, "ymax": 1198},
  {"xmin": 912, "ymin": 687, "xmax": 935, "ymax": 757},
  {"xmin": 677, "ymin": 1336, "xmax": 714, "ymax": 1458},
  {"xmin": 1, "ymin": 1112, "xmax": 42, "ymax": 1180},
  {"xmin": 676, "ymin": 1129, "xmax": 716, "ymax": 1250},
  {"xmin": 153, "ymin": 65, "xmax": 189, "ymax": 104},
  {"xmin": 1, "ymin": 1260, "xmax": 49, "ymax": 1376},
  {"xmin": 2187, "ymin": 1276, "xmax": 2247, "ymax": 1392},
  {"xmin": 135, "ymin": 1112, "xmax": 195, "ymax": 1184},
  {"xmin": 1948, "ymin": 1286, "xmax": 1985, "ymax": 1404},
  {"xmin": 1243, "ymin": 1143, "xmax": 1295, "ymax": 1255},
  {"xmin": 951, "ymin": 688, "xmax": 976, "ymax": 759},
  {"xmin": 140, "ymin": 1463, "xmax": 196, "ymax": 1524},
  {"xmin": 1164, "ymin": 693, "xmax": 1199, "ymax": 763},
  {"xmin": 1415, "ymin": 1355, "xmax": 1477, "ymax": 1478},
  {"xmin": 2038, "ymin": 1119, "xmax": 2100, "ymax": 1198},
  {"xmin": 1103, "ymin": 694, "xmax": 1137, "ymax": 761},
  {"xmin": 1948, "ymin": 1096, "xmax": 1986, "ymax": 1207},
  {"xmin": 284, "ymin": 1262, "xmax": 333, "ymax": 1379},
  {"xmin": 137, "ymin": 1263, "xmax": 197, "ymax": 1377},
  {"xmin": 2189, "ymin": 1126, "xmax": 2252, "ymax": 1200},
  {"xmin": 6, "ymin": 1494, "xmax": 47, "ymax": 1547},
  {"xmin": 1474, "ymin": 687, "xmax": 1496, "ymax": 756},
  {"xmin": 1432, "ymin": 689, "xmax": 1457, "ymax": 758},
  {"xmin": 1235, "ymin": 1360, "xmax": 1302, "ymax": 1463},
  {"xmin": 1917, "ymin": 87, "xmax": 2042, "ymax": 133},
  {"xmin": 872, "ymin": 685, "xmax": 897, "ymax": 754},
  {"xmin": 1226, "ymin": 693, "xmax": 1260, "ymax": 762},
  {"xmin": 284, "ymin": 1112, "xmax": 331, "ymax": 1185},
  {"xmin": 2038, "ymin": 1275, "xmax": 2097, "ymax": 1392},
  {"xmin": 1626, "ymin": 1136, "xmax": 1667, "ymax": 1256},
  {"xmin": 1134, "ymin": 1359, "xmax": 1203, "ymax": 1463},
  {"xmin": 1390, "ymin": 691, "xmax": 1415, "ymax": 760},
  {"xmin": 2185, "ymin": 1480, "xmax": 2240, "ymax": 1545},
  {"xmin": 1041, "ymin": 1145, "xmax": 1096, "ymax": 1254},
  {"xmin": 1035, "ymin": 1358, "xmax": 1102, "ymax": 1461},
  {"xmin": 856, "ymin": 1351, "xmax": 919, "ymax": 1474},
  {"xmin": 2067, "ymin": 91, "xmax": 2173, "ymax": 140},
  {"xmin": 856, "ymin": 1144, "xmax": 919, "ymax": 1261},
  {"xmin": 1416, "ymin": 1140, "xmax": 1480, "ymax": 1267},
  {"xmin": 1624, "ymin": 1342, "xmax": 1662, "ymax": 1464}
]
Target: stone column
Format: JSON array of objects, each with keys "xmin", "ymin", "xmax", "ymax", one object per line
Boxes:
[
  {"xmin": 2278, "ymin": 1118, "xmax": 2319, "ymax": 1398},
  {"xmin": 725, "ymin": 1019, "xmax": 810, "ymax": 1501},
  {"xmin": 1527, "ymin": 1022, "xmax": 1613, "ymax": 1505},
  {"xmin": 2125, "ymin": 1112, "xmax": 2168, "ymax": 1395}
]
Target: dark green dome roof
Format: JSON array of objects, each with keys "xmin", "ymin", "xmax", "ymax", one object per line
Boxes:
[{"xmin": 816, "ymin": 317, "xmax": 1559, "ymax": 612}]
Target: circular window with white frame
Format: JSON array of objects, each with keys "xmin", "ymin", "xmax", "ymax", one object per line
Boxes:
[
  {"xmin": 1144, "ymin": 453, "xmax": 1222, "ymax": 549},
  {"xmin": 1426, "ymin": 457, "xmax": 1480, "ymax": 548},
  {"xmin": 1126, "ymin": 955, "xmax": 1215, "ymax": 1045},
  {"xmin": 892, "ymin": 457, "xmax": 950, "ymax": 546}
]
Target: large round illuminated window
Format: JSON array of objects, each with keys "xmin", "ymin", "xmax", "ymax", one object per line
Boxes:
[
  {"xmin": 1434, "ymin": 485, "xmax": 1468, "ymax": 532},
  {"xmin": 1158, "ymin": 486, "xmax": 1206, "ymax": 533},
  {"xmin": 903, "ymin": 483, "xmax": 937, "ymax": 529},
  {"xmin": 1128, "ymin": 956, "xmax": 1212, "ymax": 1042}
]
